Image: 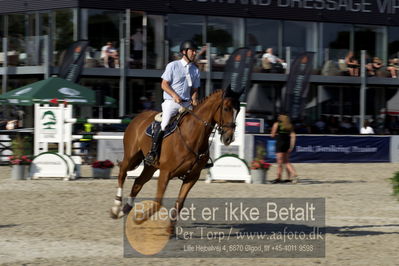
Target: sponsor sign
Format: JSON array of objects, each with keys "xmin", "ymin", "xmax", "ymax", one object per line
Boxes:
[
  {"xmin": 245, "ymin": 118, "xmax": 264, "ymax": 133},
  {"xmin": 58, "ymin": 40, "xmax": 89, "ymax": 83},
  {"xmin": 222, "ymin": 47, "xmax": 255, "ymax": 98},
  {"xmin": 254, "ymin": 135, "xmax": 390, "ymax": 163},
  {"xmin": 283, "ymin": 52, "xmax": 314, "ymax": 120},
  {"xmin": 30, "ymin": 152, "xmax": 76, "ymax": 180},
  {"xmin": 38, "ymin": 107, "xmax": 62, "ymax": 142},
  {"xmin": 209, "ymin": 155, "xmax": 251, "ymax": 183}
]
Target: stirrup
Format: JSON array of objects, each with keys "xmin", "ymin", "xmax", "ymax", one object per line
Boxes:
[{"xmin": 144, "ymin": 152, "xmax": 157, "ymax": 166}]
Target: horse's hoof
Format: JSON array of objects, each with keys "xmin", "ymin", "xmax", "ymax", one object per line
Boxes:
[
  {"xmin": 122, "ymin": 203, "xmax": 133, "ymax": 214},
  {"xmin": 110, "ymin": 206, "xmax": 125, "ymax": 219}
]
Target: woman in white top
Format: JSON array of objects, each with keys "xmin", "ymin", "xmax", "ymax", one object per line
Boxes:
[{"xmin": 360, "ymin": 120, "xmax": 374, "ymax": 134}]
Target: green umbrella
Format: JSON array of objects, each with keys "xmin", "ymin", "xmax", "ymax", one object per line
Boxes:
[{"xmin": 0, "ymin": 77, "xmax": 116, "ymax": 106}]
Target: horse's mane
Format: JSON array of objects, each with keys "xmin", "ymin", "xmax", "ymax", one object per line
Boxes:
[{"xmin": 195, "ymin": 89, "xmax": 224, "ymax": 108}]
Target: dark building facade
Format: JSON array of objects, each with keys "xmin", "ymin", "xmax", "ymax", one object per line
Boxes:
[{"xmin": 1, "ymin": 0, "xmax": 399, "ymax": 132}]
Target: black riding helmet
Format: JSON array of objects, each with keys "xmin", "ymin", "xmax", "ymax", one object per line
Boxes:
[
  {"xmin": 180, "ymin": 40, "xmax": 197, "ymax": 62},
  {"xmin": 180, "ymin": 40, "xmax": 198, "ymax": 52}
]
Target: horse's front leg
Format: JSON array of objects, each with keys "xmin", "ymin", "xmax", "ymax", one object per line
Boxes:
[
  {"xmin": 133, "ymin": 171, "xmax": 171, "ymax": 224},
  {"xmin": 169, "ymin": 173, "xmax": 201, "ymax": 235}
]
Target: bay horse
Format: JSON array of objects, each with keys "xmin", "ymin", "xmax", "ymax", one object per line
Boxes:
[{"xmin": 110, "ymin": 89, "xmax": 239, "ymax": 225}]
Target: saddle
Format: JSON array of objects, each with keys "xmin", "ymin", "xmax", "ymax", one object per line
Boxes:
[{"xmin": 145, "ymin": 107, "xmax": 188, "ymax": 138}]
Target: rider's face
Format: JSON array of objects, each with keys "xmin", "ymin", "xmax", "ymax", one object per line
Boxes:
[{"xmin": 184, "ymin": 49, "xmax": 197, "ymax": 61}]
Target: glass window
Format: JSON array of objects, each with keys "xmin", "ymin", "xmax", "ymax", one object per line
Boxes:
[
  {"xmin": 6, "ymin": 14, "xmax": 26, "ymax": 66},
  {"xmin": 7, "ymin": 14, "xmax": 24, "ymax": 52},
  {"xmin": 129, "ymin": 11, "xmax": 144, "ymax": 68},
  {"xmin": 146, "ymin": 14, "xmax": 165, "ymax": 70},
  {"xmin": 88, "ymin": 9, "xmax": 121, "ymax": 51},
  {"xmin": 86, "ymin": 9, "xmax": 121, "ymax": 68},
  {"xmin": 207, "ymin": 16, "xmax": 243, "ymax": 56},
  {"xmin": 321, "ymin": 86, "xmax": 359, "ymax": 116},
  {"xmin": 246, "ymin": 18, "xmax": 280, "ymax": 53},
  {"xmin": 246, "ymin": 18, "xmax": 281, "ymax": 73},
  {"xmin": 8, "ymin": 14, "xmax": 24, "ymax": 38},
  {"xmin": 79, "ymin": 77, "xmax": 120, "ymax": 118},
  {"xmin": 126, "ymin": 78, "xmax": 161, "ymax": 115},
  {"xmin": 207, "ymin": 16, "xmax": 244, "ymax": 72},
  {"xmin": 0, "ymin": 15, "xmax": 4, "ymax": 53},
  {"xmin": 0, "ymin": 15, "xmax": 3, "ymax": 38},
  {"xmin": 354, "ymin": 25, "xmax": 386, "ymax": 61},
  {"xmin": 50, "ymin": 9, "xmax": 74, "ymax": 65},
  {"xmin": 167, "ymin": 14, "xmax": 204, "ymax": 61},
  {"xmin": 54, "ymin": 9, "xmax": 74, "ymax": 51},
  {"xmin": 388, "ymin": 27, "xmax": 399, "ymax": 59},
  {"xmin": 321, "ymin": 23, "xmax": 351, "ymax": 61},
  {"xmin": 39, "ymin": 12, "xmax": 51, "ymax": 36},
  {"xmin": 283, "ymin": 21, "xmax": 317, "ymax": 58}
]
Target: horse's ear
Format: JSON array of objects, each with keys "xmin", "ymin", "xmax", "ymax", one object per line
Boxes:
[
  {"xmin": 224, "ymin": 86, "xmax": 241, "ymax": 111},
  {"xmin": 225, "ymin": 85, "xmax": 242, "ymax": 99}
]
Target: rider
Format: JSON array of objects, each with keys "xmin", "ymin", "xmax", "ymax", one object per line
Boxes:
[{"xmin": 144, "ymin": 40, "xmax": 200, "ymax": 165}]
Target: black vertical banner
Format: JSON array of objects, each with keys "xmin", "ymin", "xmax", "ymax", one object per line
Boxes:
[
  {"xmin": 283, "ymin": 52, "xmax": 315, "ymax": 120},
  {"xmin": 222, "ymin": 48, "xmax": 255, "ymax": 97},
  {"xmin": 58, "ymin": 40, "xmax": 89, "ymax": 83}
]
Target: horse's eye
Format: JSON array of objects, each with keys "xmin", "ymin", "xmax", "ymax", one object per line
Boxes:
[{"xmin": 223, "ymin": 107, "xmax": 230, "ymax": 112}]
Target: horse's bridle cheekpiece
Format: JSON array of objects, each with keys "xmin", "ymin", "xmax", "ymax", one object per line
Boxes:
[{"xmin": 216, "ymin": 90, "xmax": 238, "ymax": 136}]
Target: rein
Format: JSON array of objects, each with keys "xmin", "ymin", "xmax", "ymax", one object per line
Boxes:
[
  {"xmin": 175, "ymin": 93, "xmax": 236, "ymax": 177},
  {"xmin": 176, "ymin": 106, "xmax": 215, "ymax": 161}
]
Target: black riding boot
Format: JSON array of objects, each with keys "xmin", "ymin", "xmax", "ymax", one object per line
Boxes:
[{"xmin": 144, "ymin": 127, "xmax": 165, "ymax": 166}]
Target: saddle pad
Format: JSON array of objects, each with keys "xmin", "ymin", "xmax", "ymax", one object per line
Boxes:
[{"xmin": 145, "ymin": 120, "xmax": 179, "ymax": 138}]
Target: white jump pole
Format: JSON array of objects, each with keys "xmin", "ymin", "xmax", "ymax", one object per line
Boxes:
[
  {"xmin": 65, "ymin": 118, "xmax": 131, "ymax": 124},
  {"xmin": 71, "ymin": 135, "xmax": 124, "ymax": 140}
]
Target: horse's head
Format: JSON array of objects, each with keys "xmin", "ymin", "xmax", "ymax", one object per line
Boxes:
[{"xmin": 215, "ymin": 95, "xmax": 240, "ymax": 146}]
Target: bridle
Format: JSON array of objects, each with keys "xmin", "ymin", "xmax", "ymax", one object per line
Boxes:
[
  {"xmin": 216, "ymin": 91, "xmax": 237, "ymax": 135},
  {"xmin": 180, "ymin": 91, "xmax": 237, "ymax": 134},
  {"xmin": 175, "ymin": 92, "xmax": 238, "ymax": 179}
]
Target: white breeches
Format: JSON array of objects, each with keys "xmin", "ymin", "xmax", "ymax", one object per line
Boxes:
[{"xmin": 161, "ymin": 100, "xmax": 191, "ymax": 131}]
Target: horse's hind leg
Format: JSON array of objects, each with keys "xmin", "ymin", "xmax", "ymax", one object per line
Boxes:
[
  {"xmin": 121, "ymin": 165, "xmax": 157, "ymax": 216},
  {"xmin": 110, "ymin": 153, "xmax": 142, "ymax": 219}
]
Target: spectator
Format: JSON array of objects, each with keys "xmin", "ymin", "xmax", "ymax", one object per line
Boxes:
[
  {"xmin": 131, "ymin": 28, "xmax": 143, "ymax": 65},
  {"xmin": 364, "ymin": 53, "xmax": 375, "ymax": 76},
  {"xmin": 327, "ymin": 116, "xmax": 340, "ymax": 134},
  {"xmin": 371, "ymin": 57, "xmax": 383, "ymax": 76},
  {"xmin": 360, "ymin": 120, "xmax": 374, "ymax": 134},
  {"xmin": 138, "ymin": 94, "xmax": 155, "ymax": 112},
  {"xmin": 339, "ymin": 117, "xmax": 354, "ymax": 134},
  {"xmin": 345, "ymin": 51, "xmax": 359, "ymax": 76},
  {"xmin": 371, "ymin": 117, "xmax": 386, "ymax": 134},
  {"xmin": 262, "ymin": 48, "xmax": 286, "ymax": 73},
  {"xmin": 313, "ymin": 115, "xmax": 327, "ymax": 134},
  {"xmin": 101, "ymin": 41, "xmax": 119, "ymax": 68},
  {"xmin": 387, "ymin": 58, "xmax": 399, "ymax": 78},
  {"xmin": 79, "ymin": 119, "xmax": 94, "ymax": 155},
  {"xmin": 387, "ymin": 115, "xmax": 399, "ymax": 134},
  {"xmin": 271, "ymin": 114, "xmax": 298, "ymax": 183},
  {"xmin": 293, "ymin": 119, "xmax": 310, "ymax": 134}
]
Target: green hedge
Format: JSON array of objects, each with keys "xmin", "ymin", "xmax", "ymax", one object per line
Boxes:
[{"xmin": 391, "ymin": 172, "xmax": 399, "ymax": 199}]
